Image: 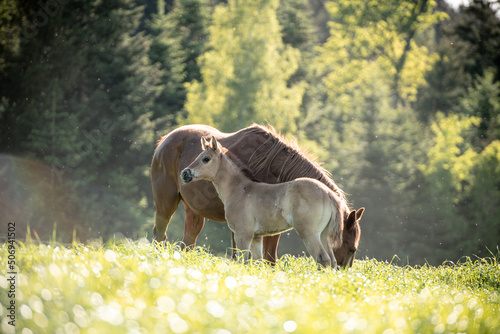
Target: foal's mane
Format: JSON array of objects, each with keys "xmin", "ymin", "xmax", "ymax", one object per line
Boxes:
[{"xmin": 243, "ymin": 124, "xmax": 348, "ymax": 204}]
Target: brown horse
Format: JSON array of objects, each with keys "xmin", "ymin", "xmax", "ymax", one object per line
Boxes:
[
  {"xmin": 151, "ymin": 124, "xmax": 364, "ymax": 267},
  {"xmin": 181, "ymin": 136, "xmax": 364, "ymax": 268}
]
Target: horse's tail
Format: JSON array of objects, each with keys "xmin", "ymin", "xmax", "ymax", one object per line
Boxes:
[{"xmin": 327, "ymin": 191, "xmax": 343, "ymax": 249}]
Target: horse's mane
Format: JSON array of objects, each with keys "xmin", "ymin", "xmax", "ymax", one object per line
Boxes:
[
  {"xmin": 222, "ymin": 148, "xmax": 260, "ymax": 182},
  {"xmin": 243, "ymin": 123, "xmax": 348, "ymax": 204}
]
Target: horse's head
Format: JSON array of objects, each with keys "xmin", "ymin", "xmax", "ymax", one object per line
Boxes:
[
  {"xmin": 335, "ymin": 207, "xmax": 364, "ymax": 268},
  {"xmin": 181, "ymin": 136, "xmax": 222, "ymax": 184}
]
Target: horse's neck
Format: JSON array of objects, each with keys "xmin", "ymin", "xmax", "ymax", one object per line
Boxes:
[{"xmin": 212, "ymin": 155, "xmax": 250, "ymax": 203}]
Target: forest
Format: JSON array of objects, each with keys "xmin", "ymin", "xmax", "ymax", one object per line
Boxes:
[{"xmin": 0, "ymin": 0, "xmax": 499, "ymax": 265}]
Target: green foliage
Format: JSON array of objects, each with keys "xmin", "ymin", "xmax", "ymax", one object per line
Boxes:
[
  {"xmin": 444, "ymin": 0, "xmax": 500, "ymax": 83},
  {"xmin": 0, "ymin": 0, "xmax": 21, "ymax": 73},
  {"xmin": 455, "ymin": 69, "xmax": 500, "ymax": 147},
  {"xmin": 308, "ymin": 0, "xmax": 446, "ymax": 262},
  {"xmin": 0, "ymin": 0, "xmax": 161, "ymax": 241},
  {"xmin": 413, "ymin": 111, "xmax": 500, "ymax": 261},
  {"xmin": 412, "ymin": 113, "xmax": 479, "ymax": 261},
  {"xmin": 318, "ymin": 0, "xmax": 443, "ymax": 107},
  {"xmin": 1, "ymin": 241, "xmax": 499, "ymax": 333},
  {"xmin": 462, "ymin": 141, "xmax": 500, "ymax": 258},
  {"xmin": 414, "ymin": 48, "xmax": 469, "ymax": 121},
  {"xmin": 414, "ymin": 69, "xmax": 500, "ymax": 260},
  {"xmin": 313, "ymin": 0, "xmax": 443, "ymax": 171},
  {"xmin": 181, "ymin": 0, "xmax": 306, "ymax": 134},
  {"xmin": 420, "ymin": 113, "xmax": 479, "ymax": 197},
  {"xmin": 277, "ymin": 0, "xmax": 317, "ymax": 51},
  {"xmin": 148, "ymin": 0, "xmax": 212, "ymax": 125},
  {"xmin": 415, "ymin": 0, "xmax": 500, "ymax": 120}
]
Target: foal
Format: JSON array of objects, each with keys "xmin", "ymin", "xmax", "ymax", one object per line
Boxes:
[{"xmin": 182, "ymin": 136, "xmax": 356, "ymax": 268}]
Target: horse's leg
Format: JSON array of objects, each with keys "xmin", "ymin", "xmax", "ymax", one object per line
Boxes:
[
  {"xmin": 250, "ymin": 236, "xmax": 263, "ymax": 260},
  {"xmin": 153, "ymin": 186, "xmax": 180, "ymax": 244},
  {"xmin": 181, "ymin": 201, "xmax": 205, "ymax": 249},
  {"xmin": 262, "ymin": 234, "xmax": 280, "ymax": 264},
  {"xmin": 231, "ymin": 232, "xmax": 237, "ymax": 260}
]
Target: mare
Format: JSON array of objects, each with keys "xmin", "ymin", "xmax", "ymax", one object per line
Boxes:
[
  {"xmin": 181, "ymin": 136, "xmax": 364, "ymax": 268},
  {"xmin": 151, "ymin": 124, "xmax": 364, "ymax": 267}
]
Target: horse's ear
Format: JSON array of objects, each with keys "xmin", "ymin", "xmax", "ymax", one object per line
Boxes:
[
  {"xmin": 346, "ymin": 208, "xmax": 364, "ymax": 230},
  {"xmin": 345, "ymin": 210, "xmax": 357, "ymax": 231},
  {"xmin": 356, "ymin": 207, "xmax": 365, "ymax": 221},
  {"xmin": 210, "ymin": 136, "xmax": 221, "ymax": 153}
]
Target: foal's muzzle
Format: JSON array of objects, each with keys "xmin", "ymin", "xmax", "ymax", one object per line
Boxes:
[{"xmin": 181, "ymin": 169, "xmax": 194, "ymax": 184}]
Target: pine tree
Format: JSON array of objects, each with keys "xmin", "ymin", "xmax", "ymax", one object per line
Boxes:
[
  {"xmin": 445, "ymin": 0, "xmax": 500, "ymax": 83},
  {"xmin": 463, "ymin": 140, "xmax": 500, "ymax": 258},
  {"xmin": 0, "ymin": 0, "xmax": 161, "ymax": 241},
  {"xmin": 415, "ymin": 0, "xmax": 500, "ymax": 121},
  {"xmin": 148, "ymin": 0, "xmax": 211, "ymax": 127},
  {"xmin": 277, "ymin": 0, "xmax": 317, "ymax": 51},
  {"xmin": 455, "ymin": 70, "xmax": 500, "ymax": 148}
]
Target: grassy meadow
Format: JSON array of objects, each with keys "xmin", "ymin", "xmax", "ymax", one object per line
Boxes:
[{"xmin": 1, "ymin": 239, "xmax": 499, "ymax": 334}]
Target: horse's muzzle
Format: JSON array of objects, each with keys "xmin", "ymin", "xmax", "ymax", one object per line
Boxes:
[{"xmin": 181, "ymin": 169, "xmax": 194, "ymax": 184}]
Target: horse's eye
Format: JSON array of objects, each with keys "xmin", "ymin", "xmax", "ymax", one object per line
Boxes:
[
  {"xmin": 202, "ymin": 157, "xmax": 211, "ymax": 164},
  {"xmin": 348, "ymin": 248, "xmax": 356, "ymax": 255}
]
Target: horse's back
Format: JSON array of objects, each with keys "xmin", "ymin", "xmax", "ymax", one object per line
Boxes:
[{"xmin": 153, "ymin": 125, "xmax": 222, "ymax": 165}]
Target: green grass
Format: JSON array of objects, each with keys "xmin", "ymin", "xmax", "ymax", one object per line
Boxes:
[{"xmin": 1, "ymin": 240, "xmax": 499, "ymax": 334}]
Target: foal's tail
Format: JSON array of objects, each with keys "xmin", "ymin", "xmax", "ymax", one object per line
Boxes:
[{"xmin": 327, "ymin": 192, "xmax": 343, "ymax": 249}]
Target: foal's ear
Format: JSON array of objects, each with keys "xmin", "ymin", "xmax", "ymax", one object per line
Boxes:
[
  {"xmin": 210, "ymin": 136, "xmax": 221, "ymax": 153},
  {"xmin": 201, "ymin": 137, "xmax": 210, "ymax": 150}
]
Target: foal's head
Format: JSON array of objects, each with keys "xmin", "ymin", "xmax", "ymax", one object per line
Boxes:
[
  {"xmin": 181, "ymin": 136, "xmax": 222, "ymax": 184},
  {"xmin": 335, "ymin": 207, "xmax": 364, "ymax": 268}
]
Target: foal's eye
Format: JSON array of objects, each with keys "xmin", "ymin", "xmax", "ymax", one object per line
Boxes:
[
  {"xmin": 202, "ymin": 157, "xmax": 211, "ymax": 164},
  {"xmin": 348, "ymin": 248, "xmax": 356, "ymax": 255}
]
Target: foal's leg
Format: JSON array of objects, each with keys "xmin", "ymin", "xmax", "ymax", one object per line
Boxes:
[
  {"xmin": 250, "ymin": 236, "xmax": 263, "ymax": 260},
  {"xmin": 233, "ymin": 230, "xmax": 254, "ymax": 262},
  {"xmin": 232, "ymin": 233, "xmax": 263, "ymax": 260},
  {"xmin": 181, "ymin": 201, "xmax": 206, "ymax": 249},
  {"xmin": 298, "ymin": 233, "xmax": 332, "ymax": 268},
  {"xmin": 232, "ymin": 233, "xmax": 262, "ymax": 260},
  {"xmin": 321, "ymin": 232, "xmax": 338, "ymax": 269}
]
